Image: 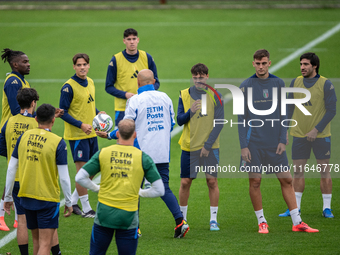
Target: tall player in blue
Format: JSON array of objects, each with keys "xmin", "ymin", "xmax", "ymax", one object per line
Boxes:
[
  {"xmin": 238, "ymin": 49, "xmax": 318, "ymax": 234},
  {"xmin": 279, "ymin": 52, "xmax": 337, "ymax": 218},
  {"xmin": 105, "ymin": 28, "xmax": 160, "ymax": 127}
]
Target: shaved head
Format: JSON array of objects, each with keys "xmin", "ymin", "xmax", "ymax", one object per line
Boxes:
[
  {"xmin": 118, "ymin": 119, "xmax": 135, "ymax": 140},
  {"xmin": 137, "ymin": 69, "xmax": 155, "ymax": 87}
]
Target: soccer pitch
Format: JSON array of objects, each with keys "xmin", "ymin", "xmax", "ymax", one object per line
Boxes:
[{"xmin": 1, "ymin": 6, "xmax": 340, "ymax": 255}]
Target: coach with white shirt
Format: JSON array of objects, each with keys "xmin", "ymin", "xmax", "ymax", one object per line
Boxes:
[{"xmin": 124, "ymin": 69, "xmax": 189, "ymax": 238}]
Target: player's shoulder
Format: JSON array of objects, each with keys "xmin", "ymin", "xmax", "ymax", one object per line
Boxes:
[
  {"xmin": 4, "ymin": 76, "xmax": 22, "ymax": 88},
  {"xmin": 87, "ymin": 76, "xmax": 94, "ymax": 83}
]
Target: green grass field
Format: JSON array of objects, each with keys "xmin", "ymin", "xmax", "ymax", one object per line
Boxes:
[{"xmin": 0, "ymin": 6, "xmax": 340, "ymax": 255}]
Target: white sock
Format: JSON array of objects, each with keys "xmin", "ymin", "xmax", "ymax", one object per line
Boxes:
[
  {"xmin": 71, "ymin": 189, "xmax": 79, "ymax": 205},
  {"xmin": 290, "ymin": 208, "xmax": 302, "ymax": 226},
  {"xmin": 322, "ymin": 194, "xmax": 332, "ymax": 211},
  {"xmin": 255, "ymin": 209, "xmax": 266, "ymax": 225},
  {"xmin": 295, "ymin": 192, "xmax": 303, "ymax": 210},
  {"xmin": 0, "ymin": 199, "xmax": 5, "ymax": 217},
  {"xmin": 210, "ymin": 206, "xmax": 218, "ymax": 222},
  {"xmin": 79, "ymin": 194, "xmax": 92, "ymax": 213},
  {"xmin": 180, "ymin": 205, "xmax": 188, "ymax": 221}
]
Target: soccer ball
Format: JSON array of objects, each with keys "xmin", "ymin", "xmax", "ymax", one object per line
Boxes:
[{"xmin": 92, "ymin": 113, "xmax": 113, "ymax": 132}]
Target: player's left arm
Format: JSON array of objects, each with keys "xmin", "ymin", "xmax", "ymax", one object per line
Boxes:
[
  {"xmin": 76, "ymin": 150, "xmax": 101, "ymax": 192},
  {"xmin": 202, "ymin": 91, "xmax": 224, "ymax": 155},
  {"xmin": 56, "ymin": 139, "xmax": 72, "ymax": 213},
  {"xmin": 3, "ymin": 135, "xmax": 22, "ymax": 214},
  {"xmin": 139, "ymin": 152, "xmax": 164, "ymax": 198},
  {"xmin": 313, "ymin": 80, "xmax": 337, "ymax": 133},
  {"xmin": 147, "ymin": 53, "xmax": 160, "ymax": 90}
]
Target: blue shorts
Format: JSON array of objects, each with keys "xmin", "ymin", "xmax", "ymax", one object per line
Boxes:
[
  {"xmin": 12, "ymin": 181, "xmax": 25, "ymax": 215},
  {"xmin": 181, "ymin": 149, "xmax": 219, "ymax": 179},
  {"xmin": 115, "ymin": 111, "xmax": 125, "ymax": 127},
  {"xmin": 240, "ymin": 144, "xmax": 289, "ymax": 174},
  {"xmin": 90, "ymin": 223, "xmax": 138, "ymax": 255},
  {"xmin": 292, "ymin": 136, "xmax": 331, "ymax": 160},
  {"xmin": 69, "ymin": 137, "xmax": 98, "ymax": 162},
  {"xmin": 25, "ymin": 203, "xmax": 60, "ymax": 229}
]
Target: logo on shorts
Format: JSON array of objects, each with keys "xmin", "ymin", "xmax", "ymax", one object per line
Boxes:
[
  {"xmin": 78, "ymin": 150, "xmax": 83, "ymax": 158},
  {"xmin": 263, "ymin": 89, "xmax": 269, "ymax": 99},
  {"xmin": 241, "ymin": 160, "xmax": 247, "ymax": 167},
  {"xmin": 325, "ymin": 151, "xmax": 330, "ymax": 156}
]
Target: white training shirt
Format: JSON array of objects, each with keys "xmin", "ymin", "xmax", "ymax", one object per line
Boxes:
[{"xmin": 124, "ymin": 86, "xmax": 175, "ymax": 164}]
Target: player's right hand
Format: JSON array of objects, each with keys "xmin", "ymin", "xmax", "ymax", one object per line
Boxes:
[
  {"xmin": 96, "ymin": 131, "xmax": 108, "ymax": 138},
  {"xmin": 125, "ymin": 92, "xmax": 135, "ymax": 99},
  {"xmin": 81, "ymin": 123, "xmax": 92, "ymax": 135},
  {"xmin": 241, "ymin": 147, "xmax": 251, "ymax": 163},
  {"xmin": 64, "ymin": 206, "xmax": 73, "ymax": 217},
  {"xmin": 4, "ymin": 201, "xmax": 13, "ymax": 216},
  {"xmin": 190, "ymin": 99, "xmax": 201, "ymax": 113}
]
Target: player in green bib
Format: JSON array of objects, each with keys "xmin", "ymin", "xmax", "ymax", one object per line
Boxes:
[{"xmin": 76, "ymin": 119, "xmax": 164, "ymax": 255}]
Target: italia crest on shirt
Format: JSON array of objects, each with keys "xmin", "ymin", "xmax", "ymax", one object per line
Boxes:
[{"xmin": 263, "ymin": 89, "xmax": 269, "ymax": 99}]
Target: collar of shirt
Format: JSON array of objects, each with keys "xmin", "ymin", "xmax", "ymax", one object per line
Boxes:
[
  {"xmin": 71, "ymin": 74, "xmax": 88, "ymax": 87},
  {"xmin": 22, "ymin": 110, "xmax": 33, "ymax": 117},
  {"xmin": 122, "ymin": 49, "xmax": 139, "ymax": 63},
  {"xmin": 137, "ymin": 84, "xmax": 154, "ymax": 94},
  {"xmin": 12, "ymin": 71, "xmax": 26, "ymax": 83}
]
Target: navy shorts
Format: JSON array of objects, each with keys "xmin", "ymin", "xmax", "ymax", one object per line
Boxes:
[
  {"xmin": 90, "ymin": 223, "xmax": 138, "ymax": 255},
  {"xmin": 240, "ymin": 144, "xmax": 289, "ymax": 174},
  {"xmin": 292, "ymin": 136, "xmax": 331, "ymax": 160},
  {"xmin": 115, "ymin": 111, "xmax": 125, "ymax": 127},
  {"xmin": 181, "ymin": 149, "xmax": 219, "ymax": 179},
  {"xmin": 12, "ymin": 181, "xmax": 25, "ymax": 215},
  {"xmin": 69, "ymin": 137, "xmax": 98, "ymax": 162},
  {"xmin": 25, "ymin": 203, "xmax": 60, "ymax": 229}
]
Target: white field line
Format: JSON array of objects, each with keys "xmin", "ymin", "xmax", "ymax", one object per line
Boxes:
[
  {"xmin": 0, "ymin": 21, "xmax": 337, "ymax": 28},
  {"xmin": 1, "ymin": 22, "xmax": 340, "ymax": 249},
  {"xmin": 269, "ymin": 23, "xmax": 340, "ymax": 73}
]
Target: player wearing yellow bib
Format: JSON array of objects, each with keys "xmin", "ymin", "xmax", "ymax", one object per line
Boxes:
[
  {"xmin": 59, "ymin": 53, "xmax": 105, "ymax": 218},
  {"xmin": 105, "ymin": 28, "xmax": 160, "ymax": 127},
  {"xmin": 177, "ymin": 63, "xmax": 224, "ymax": 231},
  {"xmin": 4, "ymin": 104, "xmax": 72, "ymax": 255},
  {"xmin": 279, "ymin": 52, "xmax": 337, "ymax": 218},
  {"xmin": 76, "ymin": 119, "xmax": 164, "ymax": 255}
]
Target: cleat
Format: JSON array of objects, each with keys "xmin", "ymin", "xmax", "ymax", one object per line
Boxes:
[
  {"xmin": 13, "ymin": 220, "xmax": 18, "ymax": 228},
  {"xmin": 82, "ymin": 210, "xmax": 96, "ymax": 218},
  {"xmin": 279, "ymin": 208, "xmax": 290, "ymax": 217},
  {"xmin": 0, "ymin": 217, "xmax": 10, "ymax": 231},
  {"xmin": 174, "ymin": 220, "xmax": 189, "ymax": 238},
  {"xmin": 72, "ymin": 204, "xmax": 83, "ymax": 215},
  {"xmin": 323, "ymin": 208, "xmax": 334, "ymax": 218},
  {"xmin": 210, "ymin": 220, "xmax": 220, "ymax": 231},
  {"xmin": 258, "ymin": 222, "xmax": 269, "ymax": 234},
  {"xmin": 144, "ymin": 183, "xmax": 151, "ymax": 189},
  {"xmin": 292, "ymin": 222, "xmax": 319, "ymax": 233},
  {"xmin": 137, "ymin": 228, "xmax": 142, "ymax": 238}
]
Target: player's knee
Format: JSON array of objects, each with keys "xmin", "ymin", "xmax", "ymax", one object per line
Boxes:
[
  {"xmin": 206, "ymin": 178, "xmax": 218, "ymax": 189},
  {"xmin": 249, "ymin": 178, "xmax": 261, "ymax": 189},
  {"xmin": 180, "ymin": 178, "xmax": 192, "ymax": 189}
]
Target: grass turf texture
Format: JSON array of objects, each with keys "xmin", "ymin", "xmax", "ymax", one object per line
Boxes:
[{"xmin": 0, "ymin": 7, "xmax": 340, "ymax": 255}]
